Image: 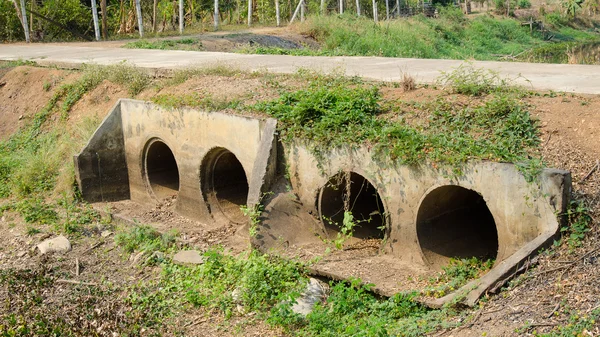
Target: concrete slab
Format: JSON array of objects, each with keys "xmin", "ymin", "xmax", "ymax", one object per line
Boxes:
[{"xmin": 1, "ymin": 44, "xmax": 600, "ymax": 93}]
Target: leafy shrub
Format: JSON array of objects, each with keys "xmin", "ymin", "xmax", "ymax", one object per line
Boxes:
[
  {"xmin": 16, "ymin": 199, "xmax": 58, "ymax": 225},
  {"xmin": 438, "ymin": 63, "xmax": 512, "ymax": 96},
  {"xmin": 39, "ymin": 0, "xmax": 92, "ymax": 41},
  {"xmin": 115, "ymin": 225, "xmax": 178, "ymax": 253},
  {"xmin": 560, "ymin": 198, "xmax": 593, "ymax": 249},
  {"xmin": 518, "ymin": 0, "xmax": 532, "ymax": 8},
  {"xmin": 0, "ymin": 0, "xmax": 23, "ymax": 41}
]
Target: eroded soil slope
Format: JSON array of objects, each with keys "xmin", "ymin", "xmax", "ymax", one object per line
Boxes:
[{"xmin": 0, "ymin": 64, "xmax": 599, "ymax": 336}]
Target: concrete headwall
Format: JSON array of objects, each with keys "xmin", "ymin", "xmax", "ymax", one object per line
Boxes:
[
  {"xmin": 75, "ymin": 99, "xmax": 278, "ymax": 224},
  {"xmin": 74, "ymin": 101, "xmax": 130, "ymax": 202},
  {"xmin": 75, "ymin": 99, "xmax": 571, "ymax": 305},
  {"xmin": 283, "ymin": 145, "xmax": 570, "ymax": 268}
]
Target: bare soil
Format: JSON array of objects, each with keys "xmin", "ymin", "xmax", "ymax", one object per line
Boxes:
[{"xmin": 1, "ymin": 64, "xmax": 600, "ymax": 336}]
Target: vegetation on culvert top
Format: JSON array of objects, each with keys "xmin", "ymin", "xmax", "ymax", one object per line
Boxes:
[
  {"xmin": 252, "ymin": 66, "xmax": 542, "ymax": 179},
  {"xmin": 0, "ymin": 62, "xmax": 597, "ymax": 336}
]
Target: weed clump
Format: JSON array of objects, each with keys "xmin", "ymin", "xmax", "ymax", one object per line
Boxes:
[
  {"xmin": 438, "ymin": 63, "xmax": 514, "ymax": 96},
  {"xmin": 115, "ymin": 225, "xmax": 178, "ymax": 253},
  {"xmin": 253, "ymin": 69, "xmax": 542, "ymax": 178}
]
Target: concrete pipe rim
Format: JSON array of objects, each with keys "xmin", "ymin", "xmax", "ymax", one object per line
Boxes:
[
  {"xmin": 415, "ymin": 184, "xmax": 500, "ymax": 270},
  {"xmin": 200, "ymin": 146, "xmax": 249, "ymax": 224},
  {"xmin": 142, "ymin": 137, "xmax": 180, "ymax": 201},
  {"xmin": 317, "ymin": 170, "xmax": 389, "ymax": 243}
]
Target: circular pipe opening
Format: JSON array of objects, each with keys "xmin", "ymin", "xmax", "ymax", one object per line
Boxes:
[
  {"xmin": 319, "ymin": 172, "xmax": 386, "ymax": 240},
  {"xmin": 144, "ymin": 140, "xmax": 180, "ymax": 200},
  {"xmin": 416, "ymin": 185, "xmax": 498, "ymax": 269},
  {"xmin": 201, "ymin": 148, "xmax": 249, "ymax": 223}
]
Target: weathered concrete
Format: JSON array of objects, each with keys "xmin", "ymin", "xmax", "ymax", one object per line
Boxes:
[
  {"xmin": 274, "ymin": 145, "xmax": 570, "ymax": 267},
  {"xmin": 1, "ymin": 44, "xmax": 600, "ymax": 93},
  {"xmin": 75, "ymin": 99, "xmax": 278, "ymax": 224},
  {"xmin": 75, "ymin": 100, "xmax": 571, "ymax": 307},
  {"xmin": 74, "ymin": 101, "xmax": 130, "ymax": 202}
]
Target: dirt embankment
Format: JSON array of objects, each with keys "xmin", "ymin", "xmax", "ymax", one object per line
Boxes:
[{"xmin": 1, "ymin": 65, "xmax": 600, "ymax": 336}]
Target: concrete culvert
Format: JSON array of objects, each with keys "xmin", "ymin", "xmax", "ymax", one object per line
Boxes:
[
  {"xmin": 144, "ymin": 139, "xmax": 180, "ymax": 199},
  {"xmin": 319, "ymin": 172, "xmax": 386, "ymax": 240},
  {"xmin": 416, "ymin": 186, "xmax": 498, "ymax": 269},
  {"xmin": 201, "ymin": 148, "xmax": 249, "ymax": 223}
]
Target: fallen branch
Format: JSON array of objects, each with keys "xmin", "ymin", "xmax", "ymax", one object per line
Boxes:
[
  {"xmin": 56, "ymin": 279, "xmax": 98, "ymax": 286},
  {"xmin": 75, "ymin": 258, "xmax": 80, "ymax": 276},
  {"xmin": 531, "ymin": 246, "xmax": 600, "ymax": 278},
  {"xmin": 582, "ymin": 159, "xmax": 599, "ymax": 182},
  {"xmin": 82, "ymin": 241, "xmax": 104, "ymax": 254}
]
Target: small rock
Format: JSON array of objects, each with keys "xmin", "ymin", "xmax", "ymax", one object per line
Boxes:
[
  {"xmin": 18, "ymin": 115, "xmax": 23, "ymax": 120},
  {"xmin": 36, "ymin": 235, "xmax": 71, "ymax": 255},
  {"xmin": 145, "ymin": 251, "xmax": 165, "ymax": 265},
  {"xmin": 291, "ymin": 278, "xmax": 328, "ymax": 316},
  {"xmin": 231, "ymin": 288, "xmax": 242, "ymax": 303},
  {"xmin": 130, "ymin": 251, "xmax": 146, "ymax": 265},
  {"xmin": 101, "ymin": 230, "xmax": 113, "ymax": 238},
  {"xmin": 173, "ymin": 250, "xmax": 205, "ymax": 265},
  {"xmin": 16, "ymin": 251, "xmax": 27, "ymax": 258}
]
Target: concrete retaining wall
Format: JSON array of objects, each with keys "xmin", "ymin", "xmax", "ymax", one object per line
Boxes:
[{"xmin": 75, "ymin": 99, "xmax": 571, "ymax": 305}]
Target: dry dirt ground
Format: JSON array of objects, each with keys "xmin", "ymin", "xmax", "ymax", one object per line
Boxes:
[
  {"xmin": 50, "ymin": 27, "xmax": 319, "ymax": 53},
  {"xmin": 1, "ymin": 64, "xmax": 600, "ymax": 336}
]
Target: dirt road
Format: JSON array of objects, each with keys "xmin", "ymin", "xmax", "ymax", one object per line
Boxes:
[{"xmin": 1, "ymin": 43, "xmax": 600, "ymax": 93}]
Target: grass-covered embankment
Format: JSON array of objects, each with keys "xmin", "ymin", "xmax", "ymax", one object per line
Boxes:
[{"xmin": 242, "ymin": 10, "xmax": 600, "ymax": 63}]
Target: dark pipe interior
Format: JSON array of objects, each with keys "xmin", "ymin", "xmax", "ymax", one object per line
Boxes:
[
  {"xmin": 320, "ymin": 172, "xmax": 385, "ymax": 240},
  {"xmin": 416, "ymin": 186, "xmax": 498, "ymax": 268},
  {"xmin": 146, "ymin": 141, "xmax": 179, "ymax": 199},
  {"xmin": 204, "ymin": 149, "xmax": 249, "ymax": 222}
]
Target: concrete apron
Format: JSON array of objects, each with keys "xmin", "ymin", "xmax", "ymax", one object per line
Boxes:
[{"xmin": 75, "ymin": 99, "xmax": 571, "ymax": 307}]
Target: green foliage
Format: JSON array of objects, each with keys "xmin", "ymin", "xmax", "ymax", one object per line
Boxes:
[
  {"xmin": 125, "ymin": 38, "xmax": 203, "ymax": 51},
  {"xmin": 559, "ymin": 198, "xmax": 593, "ymax": 249},
  {"xmin": 241, "ymin": 203, "xmax": 264, "ymax": 238},
  {"xmin": 16, "ymin": 199, "xmax": 58, "ymax": 225},
  {"xmin": 438, "ymin": 63, "xmax": 514, "ymax": 96},
  {"xmin": 115, "ymin": 224, "xmax": 178, "ymax": 253},
  {"xmin": 424, "ymin": 258, "xmax": 495, "ymax": 298},
  {"xmin": 0, "ymin": 63, "xmax": 149, "ymax": 202},
  {"xmin": 518, "ymin": 0, "xmax": 532, "ymax": 8},
  {"xmin": 253, "ymin": 69, "xmax": 542, "ymax": 178},
  {"xmin": 562, "ymin": 0, "xmax": 584, "ymax": 17},
  {"xmin": 39, "ymin": 0, "xmax": 92, "ymax": 41},
  {"xmin": 0, "ymin": 0, "xmax": 23, "ymax": 41},
  {"xmin": 253, "ymin": 73, "xmax": 382, "ymax": 154},
  {"xmin": 127, "ymin": 248, "xmax": 307, "ymax": 319},
  {"xmin": 270, "ymin": 279, "xmax": 453, "ymax": 336},
  {"xmin": 152, "ymin": 92, "xmax": 241, "ymax": 110},
  {"xmin": 288, "ymin": 15, "xmax": 586, "ymax": 61},
  {"xmin": 530, "ymin": 309, "xmax": 600, "ymax": 336}
]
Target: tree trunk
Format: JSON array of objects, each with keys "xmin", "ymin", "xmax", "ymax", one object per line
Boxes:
[
  {"xmin": 300, "ymin": 0, "xmax": 305, "ymax": 21},
  {"xmin": 135, "ymin": 0, "xmax": 143, "ymax": 37},
  {"xmin": 214, "ymin": 0, "xmax": 220, "ymax": 30},
  {"xmin": 101, "ymin": 0, "xmax": 108, "ymax": 39},
  {"xmin": 339, "ymin": 0, "xmax": 343, "ymax": 14},
  {"xmin": 321, "ymin": 0, "xmax": 325, "ymax": 14},
  {"xmin": 179, "ymin": 0, "xmax": 184, "ymax": 33},
  {"xmin": 356, "ymin": 0, "xmax": 361, "ymax": 16},
  {"xmin": 385, "ymin": 0, "xmax": 389, "ymax": 19},
  {"xmin": 372, "ymin": 0, "xmax": 378, "ymax": 22},
  {"xmin": 396, "ymin": 0, "xmax": 399, "ymax": 17},
  {"xmin": 152, "ymin": 0, "xmax": 158, "ymax": 32},
  {"xmin": 275, "ymin": 0, "xmax": 281, "ymax": 26},
  {"xmin": 91, "ymin": 0, "xmax": 101, "ymax": 41},
  {"xmin": 9, "ymin": 0, "xmax": 23, "ymax": 27},
  {"xmin": 248, "ymin": 0, "xmax": 252, "ymax": 26},
  {"xmin": 19, "ymin": 0, "xmax": 30, "ymax": 42}
]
